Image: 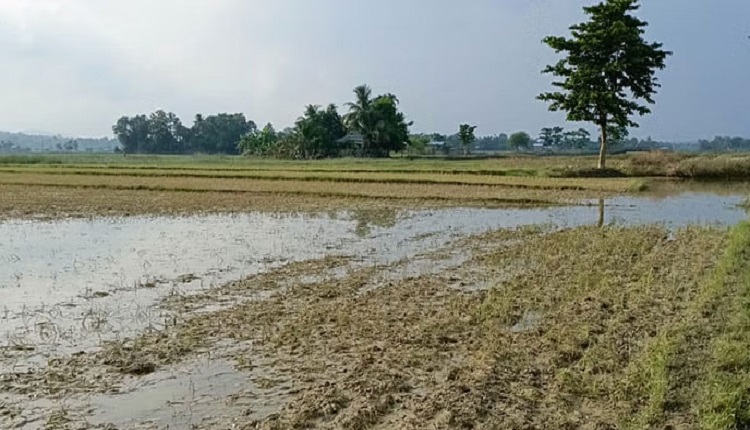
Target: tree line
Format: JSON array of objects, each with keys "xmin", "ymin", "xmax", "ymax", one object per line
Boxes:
[
  {"xmin": 239, "ymin": 85, "xmax": 410, "ymax": 159},
  {"xmin": 113, "ymin": 85, "xmax": 411, "ymax": 158},
  {"xmin": 113, "ymin": 0, "xmax": 674, "ymax": 169},
  {"xmin": 113, "ymin": 111, "xmax": 255, "ymax": 155},
  {"xmin": 699, "ymin": 136, "xmax": 750, "ymax": 152}
]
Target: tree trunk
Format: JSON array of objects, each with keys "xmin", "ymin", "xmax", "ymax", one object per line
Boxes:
[{"xmin": 598, "ymin": 124, "xmax": 608, "ymax": 170}]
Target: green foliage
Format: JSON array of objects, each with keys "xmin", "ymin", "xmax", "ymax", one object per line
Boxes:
[
  {"xmin": 563, "ymin": 128, "xmax": 592, "ymax": 149},
  {"xmin": 607, "ymin": 125, "xmax": 629, "ymax": 146},
  {"xmin": 238, "ymin": 123, "xmax": 279, "ymax": 156},
  {"xmin": 508, "ymin": 132, "xmax": 532, "ymax": 150},
  {"xmin": 191, "ymin": 113, "xmax": 256, "ymax": 155},
  {"xmin": 539, "ymin": 127, "xmax": 565, "ymax": 148},
  {"xmin": 344, "ymin": 85, "xmax": 411, "ymax": 157},
  {"xmin": 700, "ymin": 136, "xmax": 750, "ymax": 152},
  {"xmin": 146, "ymin": 110, "xmax": 186, "ymax": 154},
  {"xmin": 538, "ymin": 0, "xmax": 670, "ymax": 168},
  {"xmin": 458, "ymin": 124, "xmax": 477, "ymax": 155},
  {"xmin": 408, "ymin": 134, "xmax": 430, "ymax": 154},
  {"xmin": 113, "ymin": 111, "xmax": 255, "ymax": 155},
  {"xmin": 475, "ymin": 134, "xmax": 508, "ymax": 151},
  {"xmin": 535, "ymin": 127, "xmax": 593, "ymax": 150},
  {"xmin": 113, "ymin": 114, "xmax": 150, "ymax": 154},
  {"xmin": 294, "ymin": 104, "xmax": 347, "ymax": 158}
]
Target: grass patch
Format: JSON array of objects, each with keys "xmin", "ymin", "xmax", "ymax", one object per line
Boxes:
[
  {"xmin": 477, "ymin": 225, "xmax": 731, "ymax": 428},
  {"xmin": 4, "ymin": 152, "xmax": 750, "ymax": 180},
  {"xmin": 616, "ymin": 222, "xmax": 750, "ymax": 430},
  {"xmin": 696, "ymin": 222, "xmax": 750, "ymax": 430}
]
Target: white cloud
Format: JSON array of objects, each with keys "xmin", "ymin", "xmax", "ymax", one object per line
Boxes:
[
  {"xmin": 0, "ymin": 0, "xmax": 747, "ymax": 139},
  {"xmin": 0, "ymin": 0, "xmax": 310, "ymax": 135}
]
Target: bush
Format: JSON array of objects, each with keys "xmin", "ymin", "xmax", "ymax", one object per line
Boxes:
[
  {"xmin": 672, "ymin": 155, "xmax": 750, "ymax": 179},
  {"xmin": 627, "ymin": 151, "xmax": 690, "ymax": 176}
]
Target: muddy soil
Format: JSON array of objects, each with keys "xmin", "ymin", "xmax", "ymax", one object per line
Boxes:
[{"xmin": 0, "ymin": 223, "xmax": 728, "ymax": 430}]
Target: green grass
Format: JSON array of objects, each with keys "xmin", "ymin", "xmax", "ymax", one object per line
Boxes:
[
  {"xmin": 619, "ymin": 222, "xmax": 750, "ymax": 430},
  {"xmin": 696, "ymin": 222, "xmax": 750, "ymax": 430},
  {"xmin": 4, "ymin": 152, "xmax": 750, "ymax": 180}
]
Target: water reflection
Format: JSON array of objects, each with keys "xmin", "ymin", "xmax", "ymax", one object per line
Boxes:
[{"xmin": 352, "ymin": 208, "xmax": 399, "ymax": 238}]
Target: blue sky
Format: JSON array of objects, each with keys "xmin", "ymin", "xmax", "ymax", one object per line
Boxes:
[{"xmin": 0, "ymin": 0, "xmax": 748, "ymax": 140}]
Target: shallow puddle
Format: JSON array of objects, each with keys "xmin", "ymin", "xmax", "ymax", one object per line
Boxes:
[
  {"xmin": 0, "ymin": 354, "xmax": 293, "ymax": 429},
  {"xmin": 85, "ymin": 355, "xmax": 291, "ymax": 429}
]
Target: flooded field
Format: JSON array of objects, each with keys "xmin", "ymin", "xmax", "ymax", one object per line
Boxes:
[{"xmin": 1, "ymin": 189, "xmax": 748, "ymax": 429}]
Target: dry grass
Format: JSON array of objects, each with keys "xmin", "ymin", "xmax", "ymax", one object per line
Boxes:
[
  {"xmin": 0, "ymin": 172, "xmax": 627, "ymax": 220},
  {"xmin": 0, "ymin": 184, "xmax": 431, "ymax": 220},
  {"xmin": 627, "ymin": 151, "xmax": 750, "ymax": 180},
  {"xmin": 671, "ymin": 155, "xmax": 750, "ymax": 180},
  {"xmin": 0, "ymin": 166, "xmax": 641, "ymax": 191}
]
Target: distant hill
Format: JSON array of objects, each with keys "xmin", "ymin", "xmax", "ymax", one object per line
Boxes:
[{"xmin": 0, "ymin": 131, "xmax": 118, "ymax": 153}]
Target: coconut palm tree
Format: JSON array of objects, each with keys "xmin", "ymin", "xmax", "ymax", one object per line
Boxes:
[
  {"xmin": 344, "ymin": 85, "xmax": 411, "ymax": 157},
  {"xmin": 345, "ymin": 85, "xmax": 376, "ymax": 156}
]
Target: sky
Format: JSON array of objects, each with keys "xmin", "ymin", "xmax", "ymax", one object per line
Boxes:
[{"xmin": 0, "ymin": 0, "xmax": 748, "ymax": 141}]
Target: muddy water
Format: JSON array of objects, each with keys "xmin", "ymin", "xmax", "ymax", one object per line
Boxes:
[{"xmin": 0, "ymin": 192, "xmax": 746, "ymax": 367}]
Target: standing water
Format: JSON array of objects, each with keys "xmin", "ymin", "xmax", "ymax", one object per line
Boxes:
[{"xmin": 0, "ymin": 192, "xmax": 746, "ymax": 365}]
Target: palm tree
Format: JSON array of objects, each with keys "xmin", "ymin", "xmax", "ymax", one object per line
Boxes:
[{"xmin": 345, "ymin": 85, "xmax": 375, "ymax": 156}]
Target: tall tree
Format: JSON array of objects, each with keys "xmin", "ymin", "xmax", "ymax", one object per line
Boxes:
[
  {"xmin": 538, "ymin": 0, "xmax": 670, "ymax": 169},
  {"xmin": 458, "ymin": 124, "xmax": 477, "ymax": 155},
  {"xmin": 146, "ymin": 110, "xmax": 184, "ymax": 153},
  {"xmin": 344, "ymin": 85, "xmax": 376, "ymax": 155},
  {"xmin": 370, "ymin": 94, "xmax": 410, "ymax": 157},
  {"xmin": 345, "ymin": 85, "xmax": 410, "ymax": 157},
  {"xmin": 321, "ymin": 104, "xmax": 347, "ymax": 156},
  {"xmin": 112, "ymin": 114, "xmax": 149, "ymax": 154},
  {"xmin": 508, "ymin": 132, "xmax": 531, "ymax": 150},
  {"xmin": 191, "ymin": 113, "xmax": 255, "ymax": 154},
  {"xmin": 295, "ymin": 104, "xmax": 347, "ymax": 158}
]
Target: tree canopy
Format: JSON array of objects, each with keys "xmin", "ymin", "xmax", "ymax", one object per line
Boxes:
[
  {"xmin": 344, "ymin": 85, "xmax": 411, "ymax": 157},
  {"xmin": 538, "ymin": 0, "xmax": 670, "ymax": 168},
  {"xmin": 539, "ymin": 127, "xmax": 565, "ymax": 148},
  {"xmin": 113, "ymin": 111, "xmax": 255, "ymax": 155},
  {"xmin": 508, "ymin": 132, "xmax": 531, "ymax": 150},
  {"xmin": 458, "ymin": 124, "xmax": 477, "ymax": 155},
  {"xmin": 294, "ymin": 104, "xmax": 347, "ymax": 158}
]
